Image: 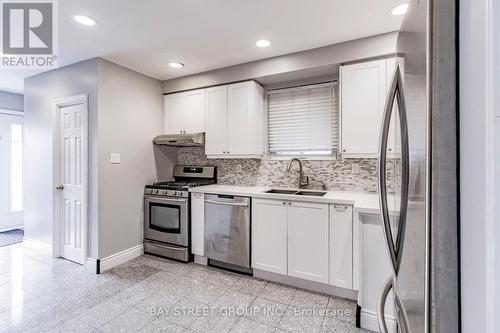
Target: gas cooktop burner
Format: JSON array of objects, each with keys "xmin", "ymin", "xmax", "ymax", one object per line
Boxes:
[{"xmin": 145, "ymin": 165, "xmax": 216, "ymax": 198}]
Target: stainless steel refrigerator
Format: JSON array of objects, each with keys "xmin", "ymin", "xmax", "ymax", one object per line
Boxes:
[{"xmin": 376, "ymin": 0, "xmax": 459, "ymax": 332}]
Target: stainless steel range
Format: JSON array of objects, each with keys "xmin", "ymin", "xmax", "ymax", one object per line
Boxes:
[{"xmin": 143, "ymin": 165, "xmax": 216, "ymax": 262}]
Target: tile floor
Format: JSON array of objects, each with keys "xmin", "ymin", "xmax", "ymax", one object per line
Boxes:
[{"xmin": 0, "ymin": 244, "xmax": 370, "ymax": 333}]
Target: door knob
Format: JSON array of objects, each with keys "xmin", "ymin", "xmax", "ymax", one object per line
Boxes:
[{"xmin": 55, "ymin": 185, "xmax": 64, "ymax": 191}]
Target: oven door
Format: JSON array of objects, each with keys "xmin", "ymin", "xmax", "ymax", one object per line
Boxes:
[{"xmin": 144, "ymin": 195, "xmax": 189, "ymax": 247}]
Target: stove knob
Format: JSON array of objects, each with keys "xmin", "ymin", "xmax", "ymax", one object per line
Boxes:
[
  {"xmin": 152, "ymin": 189, "xmax": 158, "ymax": 194},
  {"xmin": 145, "ymin": 188, "xmax": 152, "ymax": 194}
]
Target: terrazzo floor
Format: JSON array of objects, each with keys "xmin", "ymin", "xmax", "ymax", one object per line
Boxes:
[{"xmin": 0, "ymin": 243, "xmax": 371, "ymax": 333}]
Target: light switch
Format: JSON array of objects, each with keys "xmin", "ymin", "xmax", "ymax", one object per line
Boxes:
[
  {"xmin": 110, "ymin": 153, "xmax": 121, "ymax": 164},
  {"xmin": 235, "ymin": 164, "xmax": 242, "ymax": 173}
]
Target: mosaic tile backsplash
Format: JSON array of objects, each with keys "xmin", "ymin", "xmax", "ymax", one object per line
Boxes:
[{"xmin": 178, "ymin": 147, "xmax": 396, "ymax": 193}]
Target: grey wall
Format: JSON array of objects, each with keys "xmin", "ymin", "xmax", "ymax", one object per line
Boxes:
[
  {"xmin": 163, "ymin": 32, "xmax": 398, "ymax": 93},
  {"xmin": 0, "ymin": 91, "xmax": 24, "ymax": 111},
  {"xmin": 24, "ymin": 58, "xmax": 165, "ymax": 260},
  {"xmin": 24, "ymin": 59, "xmax": 99, "ymax": 255},
  {"xmin": 96, "ymin": 59, "xmax": 163, "ymax": 258}
]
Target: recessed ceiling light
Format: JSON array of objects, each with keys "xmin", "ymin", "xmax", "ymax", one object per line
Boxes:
[
  {"xmin": 169, "ymin": 62, "xmax": 184, "ymax": 69},
  {"xmin": 72, "ymin": 14, "xmax": 97, "ymax": 26},
  {"xmin": 391, "ymin": 3, "xmax": 409, "ymax": 16},
  {"xmin": 255, "ymin": 39, "xmax": 271, "ymax": 48}
]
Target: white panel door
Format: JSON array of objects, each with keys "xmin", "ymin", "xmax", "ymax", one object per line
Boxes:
[
  {"xmin": 191, "ymin": 192, "xmax": 204, "ymax": 256},
  {"xmin": 184, "ymin": 89, "xmax": 206, "ymax": 133},
  {"xmin": 0, "ymin": 113, "xmax": 23, "ymax": 231},
  {"xmin": 205, "ymin": 86, "xmax": 228, "ymax": 155},
  {"xmin": 59, "ymin": 102, "xmax": 87, "ymax": 264},
  {"xmin": 164, "ymin": 93, "xmax": 185, "ymax": 134},
  {"xmin": 252, "ymin": 198, "xmax": 288, "ymax": 275},
  {"xmin": 227, "ymin": 82, "xmax": 253, "ymax": 154},
  {"xmin": 288, "ymin": 201, "xmax": 329, "ymax": 283},
  {"xmin": 341, "ymin": 59, "xmax": 387, "ymax": 156},
  {"xmin": 329, "ymin": 205, "xmax": 353, "ymax": 289}
]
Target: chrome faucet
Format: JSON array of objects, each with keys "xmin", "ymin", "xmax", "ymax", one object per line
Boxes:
[{"xmin": 286, "ymin": 158, "xmax": 309, "ymax": 189}]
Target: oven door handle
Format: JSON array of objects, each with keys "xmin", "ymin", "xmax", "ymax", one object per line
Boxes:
[{"xmin": 146, "ymin": 196, "xmax": 187, "ymax": 203}]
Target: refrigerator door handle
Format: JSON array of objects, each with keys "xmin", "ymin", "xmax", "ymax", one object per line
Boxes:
[
  {"xmin": 378, "ymin": 66, "xmax": 399, "ymax": 274},
  {"xmin": 377, "ymin": 277, "xmax": 393, "ymax": 333},
  {"xmin": 378, "ymin": 64, "xmax": 410, "ymax": 275}
]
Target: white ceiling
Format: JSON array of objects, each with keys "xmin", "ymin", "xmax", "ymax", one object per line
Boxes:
[{"xmin": 0, "ymin": 0, "xmax": 406, "ymax": 94}]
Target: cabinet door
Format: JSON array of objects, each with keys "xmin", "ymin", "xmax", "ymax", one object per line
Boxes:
[
  {"xmin": 227, "ymin": 82, "xmax": 253, "ymax": 154},
  {"xmin": 191, "ymin": 192, "xmax": 204, "ymax": 256},
  {"xmin": 288, "ymin": 201, "xmax": 329, "ymax": 283},
  {"xmin": 164, "ymin": 93, "xmax": 185, "ymax": 134},
  {"xmin": 329, "ymin": 205, "xmax": 353, "ymax": 289},
  {"xmin": 341, "ymin": 59, "xmax": 387, "ymax": 156},
  {"xmin": 252, "ymin": 198, "xmax": 288, "ymax": 275},
  {"xmin": 184, "ymin": 89, "xmax": 206, "ymax": 133},
  {"xmin": 205, "ymin": 86, "xmax": 228, "ymax": 155}
]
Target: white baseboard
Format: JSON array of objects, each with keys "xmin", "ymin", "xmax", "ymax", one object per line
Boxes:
[
  {"xmin": 360, "ymin": 309, "xmax": 397, "ymax": 333},
  {"xmin": 86, "ymin": 257, "xmax": 98, "ymax": 274},
  {"xmin": 23, "ymin": 237, "xmax": 52, "ymax": 256},
  {"xmin": 99, "ymin": 244, "xmax": 144, "ymax": 273}
]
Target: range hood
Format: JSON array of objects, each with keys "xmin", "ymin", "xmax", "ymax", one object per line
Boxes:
[{"xmin": 153, "ymin": 132, "xmax": 205, "ymax": 147}]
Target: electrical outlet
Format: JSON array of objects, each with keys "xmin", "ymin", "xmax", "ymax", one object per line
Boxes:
[
  {"xmin": 235, "ymin": 164, "xmax": 242, "ymax": 173},
  {"xmin": 351, "ymin": 163, "xmax": 359, "ymax": 174}
]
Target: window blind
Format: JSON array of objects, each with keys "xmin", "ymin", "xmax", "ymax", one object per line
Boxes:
[{"xmin": 268, "ymin": 82, "xmax": 338, "ymax": 156}]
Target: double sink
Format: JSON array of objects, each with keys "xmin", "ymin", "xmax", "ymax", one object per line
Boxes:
[{"xmin": 265, "ymin": 189, "xmax": 327, "ymax": 197}]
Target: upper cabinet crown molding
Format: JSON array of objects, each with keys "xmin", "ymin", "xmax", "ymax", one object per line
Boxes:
[{"xmin": 340, "ymin": 57, "xmax": 404, "ymax": 158}]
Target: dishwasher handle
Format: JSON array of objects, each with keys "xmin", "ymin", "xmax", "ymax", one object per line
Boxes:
[{"xmin": 205, "ymin": 199, "xmax": 249, "ymax": 207}]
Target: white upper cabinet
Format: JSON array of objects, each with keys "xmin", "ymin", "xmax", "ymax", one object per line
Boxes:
[
  {"xmin": 340, "ymin": 59, "xmax": 387, "ymax": 157},
  {"xmin": 205, "ymin": 81, "xmax": 264, "ymax": 158},
  {"xmin": 340, "ymin": 57, "xmax": 404, "ymax": 157},
  {"xmin": 163, "ymin": 88, "xmax": 205, "ymax": 134},
  {"xmin": 226, "ymin": 81, "xmax": 263, "ymax": 156},
  {"xmin": 205, "ymin": 86, "xmax": 228, "ymax": 156}
]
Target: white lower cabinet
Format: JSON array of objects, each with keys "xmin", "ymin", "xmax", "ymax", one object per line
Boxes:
[
  {"xmin": 329, "ymin": 205, "xmax": 353, "ymax": 289},
  {"xmin": 251, "ymin": 198, "xmax": 329, "ymax": 284},
  {"xmin": 252, "ymin": 199, "xmax": 288, "ymax": 275},
  {"xmin": 191, "ymin": 192, "xmax": 204, "ymax": 256},
  {"xmin": 287, "ymin": 201, "xmax": 329, "ymax": 284}
]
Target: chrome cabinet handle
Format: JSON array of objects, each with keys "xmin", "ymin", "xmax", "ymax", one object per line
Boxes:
[
  {"xmin": 55, "ymin": 185, "xmax": 64, "ymax": 190},
  {"xmin": 377, "ymin": 64, "xmax": 410, "ymax": 275}
]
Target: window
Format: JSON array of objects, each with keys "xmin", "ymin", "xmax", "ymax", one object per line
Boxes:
[
  {"xmin": 10, "ymin": 123, "xmax": 23, "ymax": 212},
  {"xmin": 267, "ymin": 82, "xmax": 338, "ymax": 158}
]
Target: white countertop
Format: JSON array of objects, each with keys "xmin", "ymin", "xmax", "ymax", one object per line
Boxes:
[{"xmin": 189, "ymin": 184, "xmax": 399, "ymax": 215}]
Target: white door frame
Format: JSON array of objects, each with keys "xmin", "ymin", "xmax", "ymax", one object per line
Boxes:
[{"xmin": 52, "ymin": 94, "xmax": 89, "ymax": 267}]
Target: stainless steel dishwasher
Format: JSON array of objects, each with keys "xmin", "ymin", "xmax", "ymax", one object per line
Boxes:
[{"xmin": 204, "ymin": 194, "xmax": 251, "ymax": 274}]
